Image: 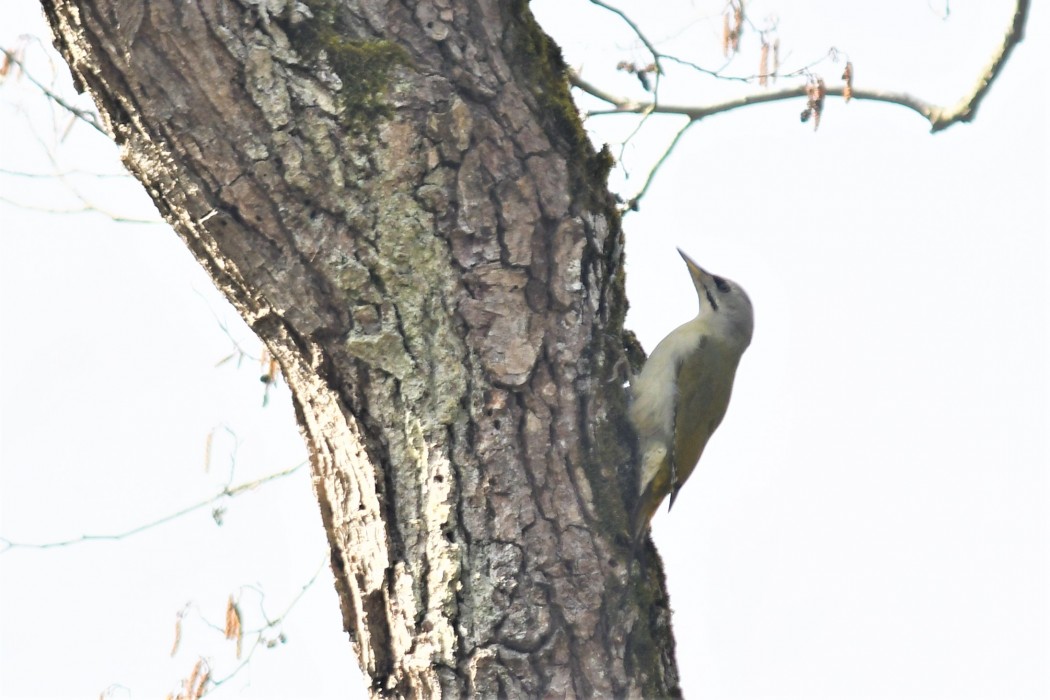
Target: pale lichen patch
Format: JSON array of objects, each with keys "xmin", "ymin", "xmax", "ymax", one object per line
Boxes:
[
  {"xmin": 344, "ymin": 322, "xmax": 415, "ymax": 380},
  {"xmin": 246, "ymin": 43, "xmax": 292, "ymax": 128}
]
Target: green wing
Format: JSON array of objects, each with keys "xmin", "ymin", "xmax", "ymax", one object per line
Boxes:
[{"xmin": 669, "ymin": 336, "xmax": 736, "ymax": 508}]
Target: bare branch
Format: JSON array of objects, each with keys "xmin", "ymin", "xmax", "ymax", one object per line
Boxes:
[
  {"xmin": 0, "ymin": 166, "xmax": 128, "ymax": 179},
  {"xmin": 586, "ymin": 1, "xmax": 829, "ymax": 87},
  {"xmin": 0, "ymin": 193, "xmax": 163, "ymax": 224},
  {"xmin": 661, "ymin": 47, "xmax": 846, "ymax": 86},
  {"xmin": 931, "ymin": 0, "xmax": 1028, "ymax": 131},
  {"xmin": 1, "ymin": 47, "xmax": 106, "ymax": 135},
  {"xmin": 572, "ymin": 76, "xmax": 984, "ymax": 132},
  {"xmin": 623, "ymin": 118, "xmax": 697, "ymax": 212},
  {"xmin": 0, "ymin": 81, "xmax": 160, "ymax": 223},
  {"xmin": 588, "ymin": 0, "xmax": 664, "ymax": 105},
  {"xmin": 574, "ymin": 70, "xmax": 903, "ymax": 121},
  {"xmin": 588, "ymin": 0, "xmax": 662, "ymax": 68},
  {"xmin": 0, "ymin": 462, "xmax": 306, "ymax": 552},
  {"xmin": 177, "ymin": 559, "xmax": 329, "ymax": 690},
  {"xmin": 571, "ymin": 0, "xmax": 1030, "ymax": 133}
]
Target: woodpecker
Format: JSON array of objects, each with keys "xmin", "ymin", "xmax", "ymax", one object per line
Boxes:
[{"xmin": 629, "ymin": 249, "xmax": 754, "ymax": 541}]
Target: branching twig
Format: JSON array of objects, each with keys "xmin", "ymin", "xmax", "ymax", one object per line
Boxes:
[
  {"xmin": 0, "ymin": 166, "xmax": 129, "ymax": 179},
  {"xmin": 1, "ymin": 54, "xmax": 161, "ymax": 223},
  {"xmin": 588, "ymin": 0, "xmax": 662, "ymax": 68},
  {"xmin": 574, "ymin": 76, "xmax": 978, "ymax": 132},
  {"xmin": 624, "ymin": 118, "xmax": 697, "ymax": 212},
  {"xmin": 1, "ymin": 47, "xmax": 106, "ymax": 135},
  {"xmin": 932, "ymin": 0, "xmax": 1027, "ymax": 132},
  {"xmin": 0, "ymin": 193, "xmax": 162, "ymax": 224},
  {"xmin": 0, "ymin": 462, "xmax": 306, "ymax": 552},
  {"xmin": 587, "ymin": 0, "xmax": 663, "ymax": 136},
  {"xmin": 573, "ymin": 0, "xmax": 1029, "ymax": 133},
  {"xmin": 575, "ymin": 0, "xmax": 1028, "ymax": 209},
  {"xmin": 195, "ymin": 559, "xmax": 329, "ymax": 690},
  {"xmin": 587, "ymin": 0, "xmax": 787, "ymax": 87},
  {"xmin": 660, "ymin": 47, "xmax": 844, "ymax": 86}
]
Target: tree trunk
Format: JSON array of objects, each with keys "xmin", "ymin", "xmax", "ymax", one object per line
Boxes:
[{"xmin": 40, "ymin": 0, "xmax": 678, "ymax": 695}]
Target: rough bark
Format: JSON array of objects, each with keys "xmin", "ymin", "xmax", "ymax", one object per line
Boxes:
[{"xmin": 40, "ymin": 0, "xmax": 678, "ymax": 696}]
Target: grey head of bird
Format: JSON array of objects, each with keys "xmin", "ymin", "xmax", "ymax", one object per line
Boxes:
[{"xmin": 677, "ymin": 247, "xmax": 754, "ymax": 349}]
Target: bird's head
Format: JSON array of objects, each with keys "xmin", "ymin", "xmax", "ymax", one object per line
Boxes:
[{"xmin": 678, "ymin": 248, "xmax": 754, "ymax": 347}]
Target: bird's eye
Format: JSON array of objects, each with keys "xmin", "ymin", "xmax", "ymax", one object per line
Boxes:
[{"xmin": 713, "ymin": 276, "xmax": 731, "ymax": 293}]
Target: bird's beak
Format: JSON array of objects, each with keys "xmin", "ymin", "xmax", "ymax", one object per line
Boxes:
[
  {"xmin": 677, "ymin": 248, "xmax": 711, "ymax": 284},
  {"xmin": 678, "ymin": 248, "xmax": 720, "ymax": 310}
]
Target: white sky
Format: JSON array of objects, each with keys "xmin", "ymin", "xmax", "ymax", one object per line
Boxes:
[{"xmin": 1, "ymin": 1, "xmax": 1047, "ymax": 698}]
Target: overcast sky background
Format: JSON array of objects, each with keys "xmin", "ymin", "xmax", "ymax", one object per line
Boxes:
[{"xmin": 1, "ymin": 1, "xmax": 1047, "ymax": 698}]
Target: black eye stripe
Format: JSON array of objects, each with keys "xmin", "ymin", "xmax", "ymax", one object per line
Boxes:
[{"xmin": 713, "ymin": 276, "xmax": 731, "ymax": 293}]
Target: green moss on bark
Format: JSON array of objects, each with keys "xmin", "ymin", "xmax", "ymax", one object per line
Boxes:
[
  {"xmin": 501, "ymin": 2, "xmax": 615, "ymax": 211},
  {"xmin": 281, "ymin": 0, "xmax": 409, "ymax": 129}
]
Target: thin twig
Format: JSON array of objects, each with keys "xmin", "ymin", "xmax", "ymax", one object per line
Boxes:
[
  {"xmin": 930, "ymin": 0, "xmax": 1028, "ymax": 131},
  {"xmin": 37, "ymin": 130, "xmax": 164, "ymax": 224},
  {"xmin": 573, "ymin": 71, "xmax": 942, "ymax": 125},
  {"xmin": 0, "ymin": 462, "xmax": 307, "ymax": 552},
  {"xmin": 206, "ymin": 558, "xmax": 329, "ymax": 688},
  {"xmin": 571, "ymin": 0, "xmax": 1030, "ymax": 134},
  {"xmin": 661, "ymin": 47, "xmax": 843, "ymax": 85},
  {"xmin": 588, "ymin": 0, "xmax": 662, "ymax": 66},
  {"xmin": 624, "ymin": 118, "xmax": 697, "ymax": 212},
  {"xmin": 1, "ymin": 47, "xmax": 106, "ymax": 135},
  {"xmin": 0, "ymin": 194, "xmax": 162, "ymax": 224},
  {"xmin": 586, "ymin": 0, "xmax": 663, "ymax": 156},
  {"xmin": 0, "ymin": 166, "xmax": 129, "ymax": 179}
]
